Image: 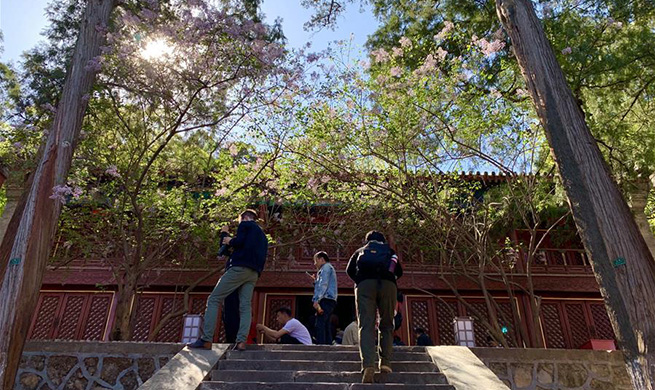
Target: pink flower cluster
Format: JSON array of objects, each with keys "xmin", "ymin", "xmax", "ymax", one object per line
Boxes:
[
  {"xmin": 473, "ymin": 36, "xmax": 506, "ymax": 57},
  {"xmin": 434, "ymin": 21, "xmax": 454, "ymax": 41},
  {"xmin": 105, "ymin": 165, "xmax": 121, "ymax": 178},
  {"xmin": 371, "ymin": 48, "xmax": 390, "ymax": 64},
  {"xmin": 50, "ymin": 185, "xmax": 83, "ymax": 205}
]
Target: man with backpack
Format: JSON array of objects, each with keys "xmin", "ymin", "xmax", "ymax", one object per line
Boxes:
[{"xmin": 346, "ymin": 231, "xmax": 403, "ymax": 383}]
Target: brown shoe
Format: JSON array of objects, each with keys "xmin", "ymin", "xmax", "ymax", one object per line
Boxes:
[
  {"xmin": 187, "ymin": 338, "xmax": 212, "ymax": 350},
  {"xmin": 234, "ymin": 342, "xmax": 246, "ymax": 351},
  {"xmin": 379, "ymin": 364, "xmax": 392, "ymax": 374},
  {"xmin": 362, "ymin": 367, "xmax": 375, "ymax": 383}
]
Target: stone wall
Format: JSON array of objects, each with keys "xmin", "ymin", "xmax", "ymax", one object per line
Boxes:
[
  {"xmin": 472, "ymin": 348, "xmax": 632, "ymax": 390},
  {"xmin": 15, "ymin": 341, "xmax": 183, "ymax": 390}
]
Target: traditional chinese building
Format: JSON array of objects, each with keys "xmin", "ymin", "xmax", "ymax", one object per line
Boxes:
[{"xmin": 27, "ymin": 173, "xmax": 615, "ymax": 349}]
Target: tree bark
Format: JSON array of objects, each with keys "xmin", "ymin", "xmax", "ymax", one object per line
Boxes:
[
  {"xmin": 0, "ymin": 1, "xmax": 116, "ymax": 387},
  {"xmin": 110, "ymin": 275, "xmax": 138, "ymax": 341},
  {"xmin": 496, "ymin": 0, "xmax": 655, "ymax": 387}
]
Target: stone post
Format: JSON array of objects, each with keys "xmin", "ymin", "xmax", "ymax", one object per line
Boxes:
[
  {"xmin": 0, "ymin": 185, "xmax": 22, "ymax": 243},
  {"xmin": 629, "ymin": 178, "xmax": 655, "ymax": 260}
]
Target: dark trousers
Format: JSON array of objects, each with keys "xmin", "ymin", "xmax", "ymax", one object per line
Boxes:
[
  {"xmin": 356, "ymin": 279, "xmax": 397, "ymax": 369},
  {"xmin": 222, "ymin": 290, "xmax": 240, "ymax": 343},
  {"xmin": 315, "ymin": 298, "xmax": 337, "ymax": 345},
  {"xmin": 279, "ymin": 334, "xmax": 302, "ymax": 344}
]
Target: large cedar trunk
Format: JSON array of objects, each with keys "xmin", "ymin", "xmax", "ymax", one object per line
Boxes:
[
  {"xmin": 496, "ymin": 0, "xmax": 655, "ymax": 387},
  {"xmin": 0, "ymin": 1, "xmax": 116, "ymax": 387}
]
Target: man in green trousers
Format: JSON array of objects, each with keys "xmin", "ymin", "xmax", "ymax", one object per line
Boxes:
[
  {"xmin": 346, "ymin": 231, "xmax": 403, "ymax": 383},
  {"xmin": 188, "ymin": 209, "xmax": 268, "ymax": 351}
]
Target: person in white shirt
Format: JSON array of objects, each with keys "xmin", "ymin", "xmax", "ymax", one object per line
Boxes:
[
  {"xmin": 256, "ymin": 307, "xmax": 312, "ymax": 345},
  {"xmin": 342, "ymin": 319, "xmax": 359, "ymax": 345}
]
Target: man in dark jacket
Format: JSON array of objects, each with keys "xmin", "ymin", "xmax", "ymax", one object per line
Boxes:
[
  {"xmin": 414, "ymin": 327, "xmax": 434, "ymax": 346},
  {"xmin": 346, "ymin": 231, "xmax": 403, "ymax": 383},
  {"xmin": 189, "ymin": 209, "xmax": 268, "ymax": 351}
]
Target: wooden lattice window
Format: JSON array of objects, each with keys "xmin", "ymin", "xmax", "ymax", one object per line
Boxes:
[{"xmin": 541, "ymin": 302, "xmax": 567, "ymax": 348}]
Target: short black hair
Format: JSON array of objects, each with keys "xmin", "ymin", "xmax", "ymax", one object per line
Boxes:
[
  {"xmin": 365, "ymin": 230, "xmax": 386, "ymax": 243},
  {"xmin": 240, "ymin": 209, "xmax": 258, "ymax": 220},
  {"xmin": 414, "ymin": 327, "xmax": 425, "ymax": 334},
  {"xmin": 275, "ymin": 307, "xmax": 292, "ymax": 317},
  {"xmin": 314, "ymin": 251, "xmax": 330, "ymax": 262}
]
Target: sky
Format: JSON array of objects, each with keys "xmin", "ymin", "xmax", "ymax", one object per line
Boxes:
[{"xmin": 0, "ymin": 0, "xmax": 379, "ymax": 64}]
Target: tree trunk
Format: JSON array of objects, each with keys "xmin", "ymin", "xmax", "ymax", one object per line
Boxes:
[
  {"xmin": 496, "ymin": 0, "xmax": 655, "ymax": 387},
  {"xmin": 0, "ymin": 1, "xmax": 116, "ymax": 387},
  {"xmin": 110, "ymin": 275, "xmax": 138, "ymax": 341}
]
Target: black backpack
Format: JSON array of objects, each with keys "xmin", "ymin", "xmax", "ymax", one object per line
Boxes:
[{"xmin": 356, "ymin": 241, "xmax": 393, "ymax": 277}]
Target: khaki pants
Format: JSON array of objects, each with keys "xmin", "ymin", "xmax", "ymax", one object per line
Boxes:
[
  {"xmin": 355, "ymin": 279, "xmax": 397, "ymax": 369},
  {"xmin": 201, "ymin": 266, "xmax": 258, "ymax": 343}
]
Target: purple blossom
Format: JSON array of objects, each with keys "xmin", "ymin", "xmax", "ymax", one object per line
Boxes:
[
  {"xmin": 399, "ymin": 36, "xmax": 412, "ymax": 49},
  {"xmin": 50, "ymin": 185, "xmax": 72, "ymax": 204},
  {"xmin": 85, "ymin": 56, "xmax": 104, "ymax": 72},
  {"xmin": 434, "ymin": 21, "xmax": 454, "ymax": 41},
  {"xmin": 390, "ymin": 66, "xmax": 402, "ymax": 77},
  {"xmin": 474, "ymin": 37, "xmax": 506, "ymax": 57},
  {"xmin": 105, "ymin": 165, "xmax": 121, "ymax": 178},
  {"xmin": 392, "ymin": 47, "xmax": 403, "ymax": 58},
  {"xmin": 561, "ymin": 47, "xmax": 572, "ymax": 55},
  {"xmin": 229, "ymin": 144, "xmax": 238, "ymax": 156},
  {"xmin": 13, "ymin": 142, "xmax": 23, "ymax": 151},
  {"xmin": 306, "ymin": 52, "xmax": 320, "ymax": 63},
  {"xmin": 435, "ymin": 47, "xmax": 448, "ymax": 61},
  {"xmin": 371, "ymin": 48, "xmax": 390, "ymax": 64}
]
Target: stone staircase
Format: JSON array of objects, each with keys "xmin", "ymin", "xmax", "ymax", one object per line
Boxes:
[{"xmin": 199, "ymin": 344, "xmax": 456, "ymax": 390}]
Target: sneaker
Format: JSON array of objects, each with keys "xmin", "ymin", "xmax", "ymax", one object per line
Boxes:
[
  {"xmin": 362, "ymin": 367, "xmax": 375, "ymax": 383},
  {"xmin": 379, "ymin": 364, "xmax": 393, "ymax": 374},
  {"xmin": 187, "ymin": 338, "xmax": 211, "ymax": 350}
]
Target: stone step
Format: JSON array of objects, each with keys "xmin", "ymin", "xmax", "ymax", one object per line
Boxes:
[
  {"xmin": 211, "ymin": 370, "xmax": 449, "ymax": 384},
  {"xmin": 217, "ymin": 359, "xmax": 437, "ymax": 372},
  {"xmin": 239, "ymin": 344, "xmax": 427, "ymax": 353},
  {"xmin": 224, "ymin": 350, "xmax": 432, "ymax": 362},
  {"xmin": 201, "ymin": 382, "xmax": 455, "ymax": 390}
]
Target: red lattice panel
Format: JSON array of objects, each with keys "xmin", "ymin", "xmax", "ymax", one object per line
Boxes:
[
  {"xmin": 409, "ymin": 299, "xmax": 431, "ymax": 344},
  {"xmin": 56, "ymin": 295, "xmax": 86, "ymax": 339},
  {"xmin": 435, "ymin": 300, "xmax": 457, "ymax": 345},
  {"xmin": 565, "ymin": 303, "xmax": 590, "ymax": 348},
  {"xmin": 132, "ymin": 296, "xmax": 156, "ymax": 341},
  {"xmin": 541, "ymin": 303, "xmax": 566, "ymax": 348},
  {"xmin": 496, "ymin": 302, "xmax": 518, "ymax": 347},
  {"xmin": 589, "ymin": 303, "xmax": 615, "ymax": 340},
  {"xmin": 82, "ymin": 295, "xmax": 111, "ymax": 340},
  {"xmin": 191, "ymin": 296, "xmax": 208, "ymax": 314},
  {"xmin": 30, "ymin": 295, "xmax": 61, "ymax": 340},
  {"xmin": 465, "ymin": 301, "xmax": 489, "ymax": 347},
  {"xmin": 155, "ymin": 297, "xmax": 184, "ymax": 342}
]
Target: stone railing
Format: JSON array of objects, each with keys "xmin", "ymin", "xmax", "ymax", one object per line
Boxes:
[
  {"xmin": 16, "ymin": 341, "xmax": 183, "ymax": 390},
  {"xmin": 472, "ymin": 348, "xmax": 632, "ymax": 390}
]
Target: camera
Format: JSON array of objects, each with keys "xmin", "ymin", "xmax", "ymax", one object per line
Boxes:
[{"xmin": 217, "ymin": 231, "xmax": 232, "ymax": 257}]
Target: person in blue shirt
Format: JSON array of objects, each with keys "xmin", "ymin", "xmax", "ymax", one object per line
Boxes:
[
  {"xmin": 311, "ymin": 251, "xmax": 338, "ymax": 344},
  {"xmin": 189, "ymin": 209, "xmax": 268, "ymax": 351}
]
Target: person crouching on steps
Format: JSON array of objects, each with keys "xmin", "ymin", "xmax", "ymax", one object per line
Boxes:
[
  {"xmin": 256, "ymin": 307, "xmax": 313, "ymax": 345},
  {"xmin": 346, "ymin": 230, "xmax": 403, "ymax": 383},
  {"xmin": 188, "ymin": 209, "xmax": 268, "ymax": 351}
]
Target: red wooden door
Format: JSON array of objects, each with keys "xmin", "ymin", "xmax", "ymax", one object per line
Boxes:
[
  {"xmin": 540, "ymin": 299, "xmax": 615, "ymax": 348},
  {"xmin": 262, "ymin": 294, "xmax": 296, "ymax": 343}
]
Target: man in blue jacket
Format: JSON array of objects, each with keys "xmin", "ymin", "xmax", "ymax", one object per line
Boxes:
[
  {"xmin": 189, "ymin": 209, "xmax": 268, "ymax": 351},
  {"xmin": 311, "ymin": 251, "xmax": 338, "ymax": 344}
]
